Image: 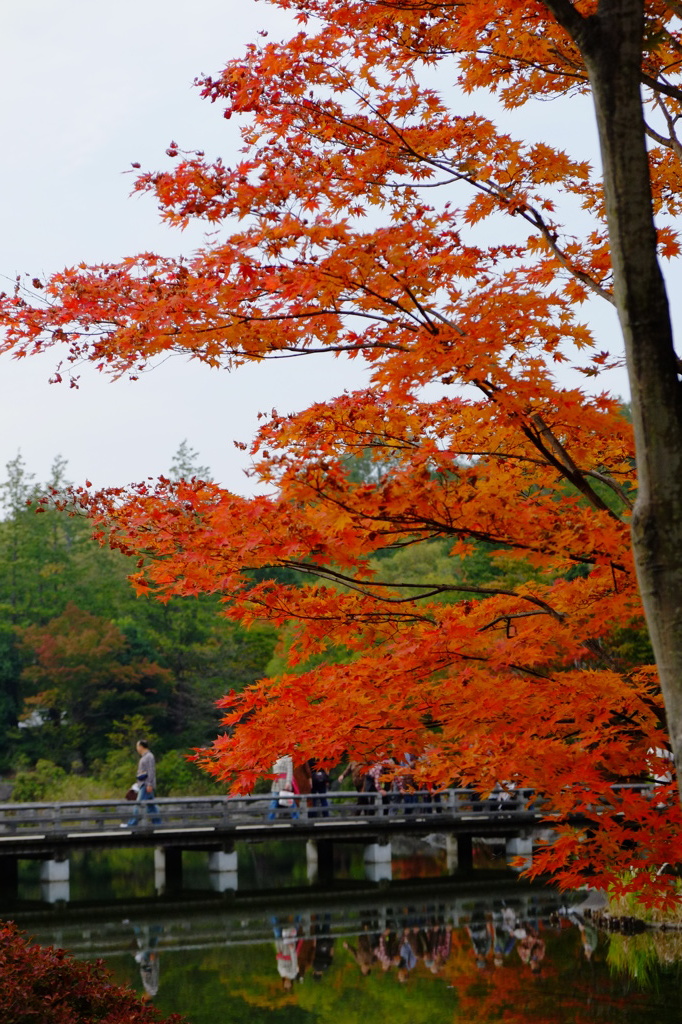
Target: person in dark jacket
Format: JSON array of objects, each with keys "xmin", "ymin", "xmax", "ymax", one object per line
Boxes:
[{"xmin": 309, "ymin": 760, "xmax": 330, "ymax": 818}]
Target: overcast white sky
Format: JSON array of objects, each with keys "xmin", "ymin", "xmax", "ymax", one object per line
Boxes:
[
  {"xmin": 0, "ymin": 0, "xmax": 372, "ymax": 494},
  {"xmin": 0, "ymin": 2, "xmax": 629, "ymax": 496}
]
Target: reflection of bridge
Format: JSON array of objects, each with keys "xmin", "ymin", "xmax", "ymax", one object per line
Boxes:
[
  {"xmin": 0, "ymin": 785, "xmax": 652, "ymax": 903},
  {"xmin": 15, "ymin": 879, "xmax": 588, "ymax": 1007},
  {"xmin": 16, "ymin": 881, "xmax": 572, "ymax": 965}
]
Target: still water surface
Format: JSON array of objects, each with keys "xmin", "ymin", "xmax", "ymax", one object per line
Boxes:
[{"xmin": 7, "ymin": 842, "xmax": 682, "ymax": 1023}]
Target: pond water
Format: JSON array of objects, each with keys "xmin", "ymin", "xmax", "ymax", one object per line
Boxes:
[{"xmin": 5, "ymin": 841, "xmax": 682, "ymax": 1023}]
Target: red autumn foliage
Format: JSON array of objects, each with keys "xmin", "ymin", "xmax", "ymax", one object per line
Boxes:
[{"xmin": 0, "ymin": 921, "xmax": 183, "ymax": 1024}]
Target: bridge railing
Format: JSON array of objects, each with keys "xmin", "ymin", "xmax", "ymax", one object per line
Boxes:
[
  {"xmin": 0, "ymin": 787, "xmax": 544, "ymax": 837},
  {"xmin": 0, "ymin": 783, "xmax": 657, "ymax": 838}
]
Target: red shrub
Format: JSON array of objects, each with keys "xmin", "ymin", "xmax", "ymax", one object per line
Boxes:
[{"xmin": 0, "ymin": 921, "xmax": 183, "ymax": 1024}]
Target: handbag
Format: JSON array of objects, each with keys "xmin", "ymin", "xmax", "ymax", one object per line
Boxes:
[
  {"xmin": 278, "ymin": 789, "xmax": 296, "ymax": 807},
  {"xmin": 125, "ymin": 782, "xmax": 141, "ymax": 801}
]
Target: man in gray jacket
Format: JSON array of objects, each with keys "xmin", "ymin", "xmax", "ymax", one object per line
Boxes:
[{"xmin": 124, "ymin": 739, "xmax": 160, "ymax": 827}]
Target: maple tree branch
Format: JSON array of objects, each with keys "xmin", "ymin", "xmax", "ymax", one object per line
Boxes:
[
  {"xmin": 646, "ymin": 92, "xmax": 682, "ymax": 161},
  {"xmin": 233, "ymin": 342, "xmax": 403, "ymax": 359},
  {"xmin": 280, "ymin": 559, "xmax": 565, "ymax": 619},
  {"xmin": 244, "ymin": 591, "xmax": 437, "ymax": 626},
  {"xmin": 443, "ymin": 449, "xmax": 632, "ymax": 498},
  {"xmin": 644, "ymin": 120, "xmax": 678, "ymax": 150},
  {"xmin": 525, "ymin": 414, "xmax": 625, "ymax": 521},
  {"xmin": 537, "ymin": 0, "xmax": 586, "ymax": 41},
  {"xmin": 641, "ymin": 72, "xmax": 682, "ymax": 104},
  {"xmin": 345, "ymin": 277, "xmax": 435, "ymax": 329},
  {"xmin": 439, "ymin": 651, "xmax": 553, "ymax": 681},
  {"xmin": 236, "ymin": 305, "xmax": 416, "ymax": 330},
  {"xmin": 298, "ymin": 473, "xmax": 628, "ymax": 569},
  {"xmin": 523, "ymin": 206, "xmax": 614, "ymax": 303},
  {"xmin": 447, "ymin": 171, "xmax": 614, "ymax": 302},
  {"xmin": 470, "ymin": 46, "xmax": 588, "ymax": 86},
  {"xmin": 424, "ymin": 306, "xmax": 466, "ymax": 336},
  {"xmin": 581, "ymin": 469, "xmax": 634, "ymax": 510},
  {"xmin": 301, "ymin": 78, "xmax": 611, "ymax": 305},
  {"xmin": 468, "ymin": 377, "xmax": 626, "ymax": 521},
  {"xmin": 479, "ymin": 610, "xmax": 552, "ymax": 635},
  {"xmin": 390, "ymin": 276, "xmax": 439, "ymax": 332}
]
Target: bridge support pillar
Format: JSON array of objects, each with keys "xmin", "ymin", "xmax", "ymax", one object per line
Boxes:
[
  {"xmin": 364, "ymin": 841, "xmax": 392, "ymax": 882},
  {"xmin": 445, "ymin": 834, "xmax": 459, "ymax": 872},
  {"xmin": 306, "ymin": 839, "xmax": 318, "ymax": 882},
  {"xmin": 318, "ymin": 839, "xmax": 334, "ymax": 885},
  {"xmin": 506, "ymin": 834, "xmax": 533, "ymax": 871},
  {"xmin": 0, "ymin": 856, "xmax": 18, "ymax": 898},
  {"xmin": 40, "ymin": 856, "xmax": 70, "ymax": 904},
  {"xmin": 306, "ymin": 838, "xmax": 334, "ymax": 884},
  {"xmin": 456, "ymin": 834, "xmax": 473, "ymax": 872},
  {"xmin": 208, "ymin": 848, "xmax": 238, "ymax": 892},
  {"xmin": 155, "ymin": 846, "xmax": 182, "ymax": 895}
]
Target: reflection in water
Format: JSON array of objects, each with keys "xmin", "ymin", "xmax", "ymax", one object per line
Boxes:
[
  {"xmin": 129, "ymin": 921, "xmax": 162, "ymax": 1000},
  {"xmin": 271, "ymin": 912, "xmax": 337, "ymax": 987},
  {"xmin": 272, "ymin": 919, "xmax": 301, "ymax": 988},
  {"xmin": 15, "ymin": 883, "xmax": 682, "ymax": 1023}
]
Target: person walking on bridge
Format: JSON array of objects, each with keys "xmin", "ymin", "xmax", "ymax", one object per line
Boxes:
[
  {"xmin": 268, "ymin": 754, "xmax": 299, "ymax": 820},
  {"xmin": 124, "ymin": 739, "xmax": 161, "ymax": 827}
]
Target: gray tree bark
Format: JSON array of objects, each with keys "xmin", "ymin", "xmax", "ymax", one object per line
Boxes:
[{"xmin": 541, "ymin": 0, "xmax": 682, "ymax": 775}]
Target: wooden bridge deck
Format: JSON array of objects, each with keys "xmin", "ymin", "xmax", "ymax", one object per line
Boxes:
[
  {"xmin": 0, "ymin": 788, "xmax": 549, "ymax": 857},
  {"xmin": 0, "ymin": 784, "xmax": 654, "ymax": 859}
]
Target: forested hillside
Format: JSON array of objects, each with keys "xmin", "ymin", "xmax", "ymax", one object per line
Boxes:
[{"xmin": 0, "ymin": 446, "xmax": 276, "ymax": 798}]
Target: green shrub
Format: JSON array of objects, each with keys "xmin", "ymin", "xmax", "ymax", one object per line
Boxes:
[
  {"xmin": 156, "ymin": 749, "xmax": 222, "ymax": 796},
  {"xmin": 11, "ymin": 760, "xmax": 67, "ymax": 802}
]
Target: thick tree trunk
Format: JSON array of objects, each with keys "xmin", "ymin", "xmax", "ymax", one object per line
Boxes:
[{"xmin": 545, "ymin": 1, "xmax": 682, "ymax": 777}]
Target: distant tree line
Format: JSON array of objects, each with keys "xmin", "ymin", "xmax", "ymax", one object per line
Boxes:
[{"xmin": 0, "ymin": 447, "xmax": 276, "ymax": 796}]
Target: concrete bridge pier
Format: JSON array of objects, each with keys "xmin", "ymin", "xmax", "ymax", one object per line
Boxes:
[
  {"xmin": 306, "ymin": 838, "xmax": 334, "ymax": 884},
  {"xmin": 444, "ymin": 833, "xmax": 471, "ymax": 872},
  {"xmin": 306, "ymin": 839, "xmax": 318, "ymax": 882},
  {"xmin": 506, "ymin": 833, "xmax": 533, "ymax": 871},
  {"xmin": 459, "ymin": 834, "xmax": 474, "ymax": 871},
  {"xmin": 154, "ymin": 846, "xmax": 183, "ymax": 895},
  {"xmin": 364, "ymin": 841, "xmax": 392, "ymax": 882},
  {"xmin": 0, "ymin": 856, "xmax": 18, "ymax": 899},
  {"xmin": 445, "ymin": 834, "xmax": 458, "ymax": 872},
  {"xmin": 40, "ymin": 856, "xmax": 70, "ymax": 904},
  {"xmin": 208, "ymin": 847, "xmax": 238, "ymax": 892}
]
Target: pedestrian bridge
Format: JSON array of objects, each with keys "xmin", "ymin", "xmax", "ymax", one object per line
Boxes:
[
  {"xmin": 0, "ymin": 787, "xmax": 546, "ymax": 861},
  {"xmin": 0, "ymin": 784, "xmax": 653, "ymax": 903}
]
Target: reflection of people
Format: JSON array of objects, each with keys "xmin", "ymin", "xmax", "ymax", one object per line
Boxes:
[
  {"xmin": 296, "ymin": 933, "xmax": 316, "ymax": 979},
  {"xmin": 397, "ymin": 929, "xmax": 418, "ymax": 983},
  {"xmin": 466, "ymin": 904, "xmax": 494, "ymax": 969},
  {"xmin": 273, "ymin": 922, "xmax": 300, "ymax": 989},
  {"xmin": 373, "ymin": 928, "xmax": 401, "ymax": 971},
  {"xmin": 568, "ymin": 909, "xmax": 599, "ymax": 961},
  {"xmin": 125, "ymin": 740, "xmax": 160, "ymax": 827},
  {"xmin": 491, "ymin": 904, "xmax": 518, "ymax": 967},
  {"xmin": 131, "ymin": 923, "xmax": 162, "ymax": 999},
  {"xmin": 344, "ymin": 916, "xmax": 379, "ymax": 976},
  {"xmin": 425, "ymin": 923, "xmax": 452, "ymax": 973},
  {"xmin": 343, "ymin": 935, "xmax": 374, "ymax": 975},
  {"xmin": 516, "ymin": 927, "xmax": 546, "ymax": 973},
  {"xmin": 311, "ymin": 915, "xmax": 335, "ymax": 979}
]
